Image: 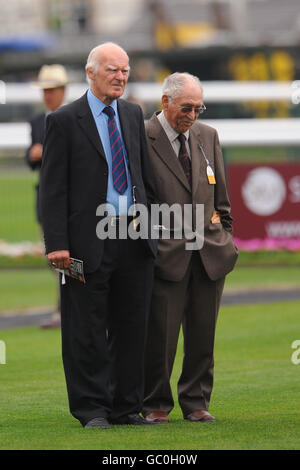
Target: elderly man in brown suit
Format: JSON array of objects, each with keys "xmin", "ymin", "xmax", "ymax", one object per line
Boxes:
[{"xmin": 142, "ymin": 72, "xmax": 238, "ymax": 424}]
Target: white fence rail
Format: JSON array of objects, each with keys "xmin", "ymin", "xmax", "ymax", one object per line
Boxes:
[
  {"xmin": 0, "ymin": 122, "xmax": 31, "ymax": 150},
  {"xmin": 129, "ymin": 81, "xmax": 298, "ymax": 104},
  {"xmin": 1, "ymin": 119, "xmax": 300, "ymax": 149},
  {"xmin": 1, "ymin": 80, "xmax": 298, "ymax": 104},
  {"xmin": 1, "ymin": 81, "xmax": 300, "ymax": 149}
]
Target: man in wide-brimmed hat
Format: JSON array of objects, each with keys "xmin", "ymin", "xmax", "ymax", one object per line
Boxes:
[
  {"xmin": 33, "ymin": 64, "xmax": 69, "ymax": 111},
  {"xmin": 25, "ymin": 64, "xmax": 69, "ymax": 329}
]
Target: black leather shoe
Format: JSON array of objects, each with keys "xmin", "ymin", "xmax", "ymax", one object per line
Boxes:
[
  {"xmin": 84, "ymin": 417, "xmax": 110, "ymax": 429},
  {"xmin": 111, "ymin": 413, "xmax": 160, "ymax": 425}
]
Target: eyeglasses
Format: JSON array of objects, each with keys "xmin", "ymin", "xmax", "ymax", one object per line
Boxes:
[{"xmin": 179, "ymin": 104, "xmax": 206, "ymax": 115}]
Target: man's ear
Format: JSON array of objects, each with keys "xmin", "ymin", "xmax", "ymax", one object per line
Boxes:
[
  {"xmin": 86, "ymin": 67, "xmax": 95, "ymax": 82},
  {"xmin": 161, "ymin": 94, "xmax": 169, "ymax": 111}
]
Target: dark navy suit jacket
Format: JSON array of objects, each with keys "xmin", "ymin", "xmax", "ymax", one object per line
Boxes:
[{"xmin": 39, "ymin": 93, "xmax": 157, "ymax": 273}]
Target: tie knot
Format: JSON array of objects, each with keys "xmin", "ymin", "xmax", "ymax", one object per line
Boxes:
[
  {"xmin": 178, "ymin": 134, "xmax": 186, "ymax": 144},
  {"xmin": 103, "ymin": 106, "xmax": 115, "ymax": 119}
]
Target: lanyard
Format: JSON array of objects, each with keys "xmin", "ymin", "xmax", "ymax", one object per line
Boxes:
[{"xmin": 199, "ymin": 145, "xmax": 216, "ymax": 185}]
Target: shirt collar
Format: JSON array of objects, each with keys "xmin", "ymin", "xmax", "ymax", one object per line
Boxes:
[
  {"xmin": 87, "ymin": 88, "xmax": 118, "ymax": 116},
  {"xmin": 157, "ymin": 110, "xmax": 189, "ymax": 143}
]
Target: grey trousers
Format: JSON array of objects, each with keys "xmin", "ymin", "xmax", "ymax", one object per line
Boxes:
[{"xmin": 142, "ymin": 253, "xmax": 225, "ymax": 418}]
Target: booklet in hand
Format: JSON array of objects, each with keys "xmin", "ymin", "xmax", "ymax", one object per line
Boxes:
[{"xmin": 51, "ymin": 257, "xmax": 85, "ymax": 284}]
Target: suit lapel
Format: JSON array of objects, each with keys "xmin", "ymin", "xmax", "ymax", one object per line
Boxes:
[
  {"xmin": 148, "ymin": 114, "xmax": 191, "ymax": 192},
  {"xmin": 76, "ymin": 93, "xmax": 106, "ymax": 160}
]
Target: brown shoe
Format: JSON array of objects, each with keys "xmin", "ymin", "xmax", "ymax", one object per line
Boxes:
[
  {"xmin": 145, "ymin": 411, "xmax": 169, "ymax": 423},
  {"xmin": 185, "ymin": 410, "xmax": 215, "ymax": 422}
]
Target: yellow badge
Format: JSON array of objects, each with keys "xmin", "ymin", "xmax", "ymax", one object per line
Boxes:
[
  {"xmin": 207, "ymin": 165, "xmax": 216, "ymax": 184},
  {"xmin": 211, "ymin": 210, "xmax": 221, "ymax": 224}
]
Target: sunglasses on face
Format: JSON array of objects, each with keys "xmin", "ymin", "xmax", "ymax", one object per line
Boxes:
[{"xmin": 179, "ymin": 104, "xmax": 206, "ymax": 115}]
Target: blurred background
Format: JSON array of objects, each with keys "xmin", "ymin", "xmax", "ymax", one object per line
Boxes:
[{"xmin": 0, "ymin": 0, "xmax": 300, "ymax": 314}]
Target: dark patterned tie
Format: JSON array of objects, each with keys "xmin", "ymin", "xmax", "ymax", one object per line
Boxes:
[
  {"xmin": 103, "ymin": 106, "xmax": 128, "ymax": 194},
  {"xmin": 178, "ymin": 134, "xmax": 192, "ymax": 187}
]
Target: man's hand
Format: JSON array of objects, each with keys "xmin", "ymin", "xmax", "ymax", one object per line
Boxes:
[
  {"xmin": 29, "ymin": 143, "xmax": 43, "ymax": 162},
  {"xmin": 48, "ymin": 250, "xmax": 71, "ymax": 270}
]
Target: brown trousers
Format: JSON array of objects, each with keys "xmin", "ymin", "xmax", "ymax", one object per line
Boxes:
[{"xmin": 142, "ymin": 253, "xmax": 225, "ymax": 418}]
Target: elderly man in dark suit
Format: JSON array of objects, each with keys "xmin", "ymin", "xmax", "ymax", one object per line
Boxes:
[
  {"xmin": 142, "ymin": 72, "xmax": 238, "ymax": 424},
  {"xmin": 39, "ymin": 42, "xmax": 157, "ymax": 429},
  {"xmin": 25, "ymin": 64, "xmax": 68, "ymax": 329}
]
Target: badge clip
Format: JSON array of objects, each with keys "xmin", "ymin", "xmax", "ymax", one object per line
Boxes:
[
  {"xmin": 200, "ymin": 145, "xmax": 216, "ymax": 184},
  {"xmin": 206, "ymin": 165, "xmax": 216, "ymax": 185}
]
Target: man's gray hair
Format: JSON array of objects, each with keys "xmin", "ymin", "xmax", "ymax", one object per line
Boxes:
[
  {"xmin": 162, "ymin": 72, "xmax": 203, "ymax": 100},
  {"xmin": 86, "ymin": 47, "xmax": 100, "ymax": 75}
]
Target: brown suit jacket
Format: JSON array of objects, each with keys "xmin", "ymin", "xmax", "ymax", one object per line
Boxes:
[{"xmin": 146, "ymin": 112, "xmax": 238, "ymax": 282}]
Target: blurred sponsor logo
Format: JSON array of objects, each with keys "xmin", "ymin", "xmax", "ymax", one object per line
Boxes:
[
  {"xmin": 266, "ymin": 221, "xmax": 300, "ymax": 238},
  {"xmin": 242, "ymin": 167, "xmax": 286, "ymax": 216}
]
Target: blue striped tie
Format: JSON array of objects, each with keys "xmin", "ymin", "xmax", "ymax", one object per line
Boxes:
[{"xmin": 103, "ymin": 106, "xmax": 128, "ymax": 194}]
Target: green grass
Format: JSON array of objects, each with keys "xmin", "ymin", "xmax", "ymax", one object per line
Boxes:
[
  {"xmin": 226, "ymin": 265, "xmax": 300, "ymax": 290},
  {"xmin": 1, "ymin": 249, "xmax": 300, "ymax": 270},
  {"xmin": 0, "ymin": 255, "xmax": 47, "ymax": 269},
  {"xmin": 0, "ymin": 264, "xmax": 298, "ymax": 313},
  {"xmin": 0, "ymin": 269, "xmax": 58, "ymax": 312},
  {"xmin": 0, "ymin": 300, "xmax": 299, "ymax": 449},
  {"xmin": 236, "ymin": 250, "xmax": 300, "ymax": 266},
  {"xmin": 0, "ymin": 171, "xmax": 40, "ymax": 242}
]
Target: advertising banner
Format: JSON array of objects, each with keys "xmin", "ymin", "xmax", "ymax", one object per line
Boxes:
[{"xmin": 227, "ymin": 163, "xmax": 300, "ymax": 250}]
